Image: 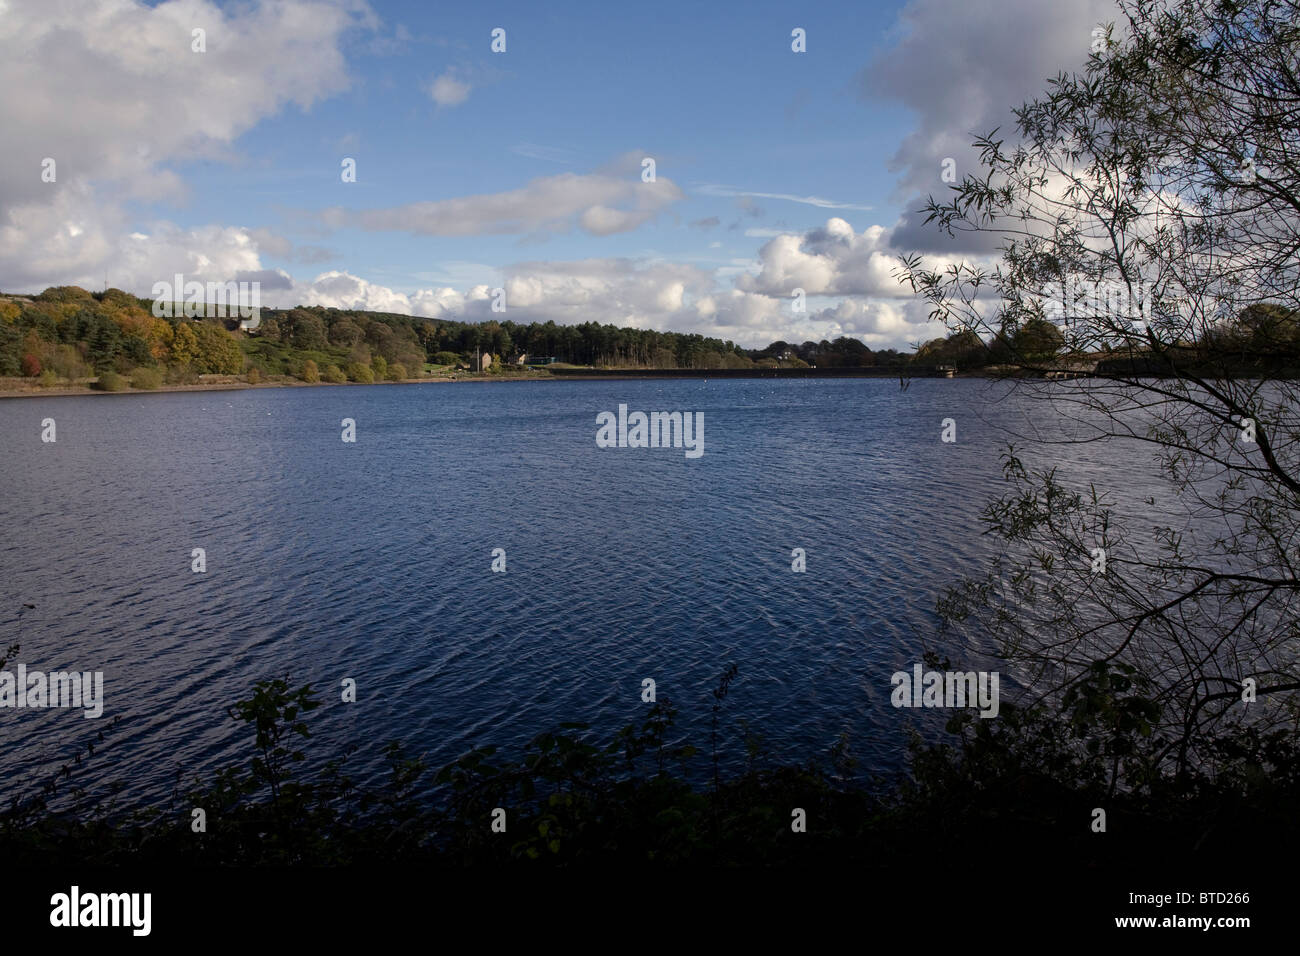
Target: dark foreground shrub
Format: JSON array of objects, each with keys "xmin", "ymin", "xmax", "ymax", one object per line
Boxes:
[{"xmin": 4, "ymin": 663, "xmax": 1298, "ymax": 867}]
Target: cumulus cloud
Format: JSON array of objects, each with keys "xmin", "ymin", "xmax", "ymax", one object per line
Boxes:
[
  {"xmin": 864, "ymin": 0, "xmax": 1114, "ymax": 253},
  {"xmin": 500, "ymin": 259, "xmax": 710, "ymax": 318},
  {"xmin": 322, "ymin": 156, "xmax": 684, "ymax": 238},
  {"xmin": 864, "ymin": 0, "xmax": 1113, "ymax": 196},
  {"xmin": 0, "ymin": 0, "xmax": 370, "ymax": 290},
  {"xmin": 411, "ymin": 285, "xmax": 470, "ymax": 318},
  {"xmin": 886, "ymin": 203, "xmax": 1009, "ymax": 255},
  {"xmin": 291, "ymin": 271, "xmax": 415, "ymax": 314},
  {"xmin": 429, "ymin": 72, "xmax": 471, "ymax": 107},
  {"xmin": 736, "ymin": 218, "xmax": 914, "ymax": 298},
  {"xmin": 0, "ymin": 187, "xmax": 276, "ymax": 294},
  {"xmin": 0, "ymin": 0, "xmax": 366, "ymax": 209}
]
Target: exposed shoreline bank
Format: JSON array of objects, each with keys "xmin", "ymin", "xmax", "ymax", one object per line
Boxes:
[
  {"xmin": 0, "ymin": 368, "xmax": 946, "ymax": 399},
  {"xmin": 9, "ymin": 363, "xmax": 1245, "ymax": 399}
]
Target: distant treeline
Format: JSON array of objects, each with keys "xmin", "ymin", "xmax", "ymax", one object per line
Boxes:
[
  {"xmin": 4, "ymin": 285, "xmax": 1299, "ymax": 387},
  {"xmin": 0, "ymin": 285, "xmax": 911, "ymax": 385}
]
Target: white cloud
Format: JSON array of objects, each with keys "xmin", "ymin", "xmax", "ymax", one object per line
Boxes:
[
  {"xmin": 294, "ymin": 271, "xmax": 414, "ymax": 314},
  {"xmin": 429, "ymin": 72, "xmax": 471, "ymax": 107},
  {"xmin": 0, "ymin": 0, "xmax": 367, "ymax": 210},
  {"xmin": 411, "ymin": 285, "xmax": 467, "ymax": 318},
  {"xmin": 866, "ymin": 0, "xmax": 1115, "ymax": 254},
  {"xmin": 323, "ymin": 155, "xmax": 684, "ymax": 237},
  {"xmin": 499, "ymin": 258, "xmax": 712, "ymax": 319},
  {"xmin": 0, "ymin": 186, "xmax": 275, "ymax": 293},
  {"xmin": 736, "ymin": 218, "xmax": 915, "ymax": 298},
  {"xmin": 865, "ymin": 0, "xmax": 1114, "ymax": 197},
  {"xmin": 0, "ymin": 0, "xmax": 371, "ymax": 291}
]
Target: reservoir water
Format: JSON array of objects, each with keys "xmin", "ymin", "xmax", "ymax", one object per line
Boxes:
[{"xmin": 0, "ymin": 377, "xmax": 1157, "ymax": 805}]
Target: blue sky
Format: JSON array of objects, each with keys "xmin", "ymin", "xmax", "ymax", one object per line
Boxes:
[
  {"xmin": 0, "ymin": 0, "xmax": 1115, "ymax": 347},
  {"xmin": 185, "ymin": 1, "xmax": 910, "ymax": 289}
]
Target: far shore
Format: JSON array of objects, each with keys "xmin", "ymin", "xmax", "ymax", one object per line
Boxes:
[
  {"xmin": 0, "ymin": 373, "xmax": 538, "ymax": 400},
  {"xmin": 0, "ymin": 364, "xmax": 1105, "ymax": 399},
  {"xmin": 0, "ymin": 366, "xmax": 952, "ymax": 399}
]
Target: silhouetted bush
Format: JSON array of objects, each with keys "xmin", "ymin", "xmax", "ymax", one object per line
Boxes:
[{"xmin": 3, "ymin": 663, "xmax": 1296, "ymax": 867}]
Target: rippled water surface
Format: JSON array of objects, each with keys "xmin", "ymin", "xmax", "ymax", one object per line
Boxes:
[{"xmin": 0, "ymin": 378, "xmax": 1160, "ymax": 804}]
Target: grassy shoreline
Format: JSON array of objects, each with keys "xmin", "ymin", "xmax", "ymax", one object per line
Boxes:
[
  {"xmin": 0, "ymin": 365, "xmax": 1009, "ymax": 399},
  {"xmin": 9, "ymin": 363, "xmax": 1287, "ymax": 399}
]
